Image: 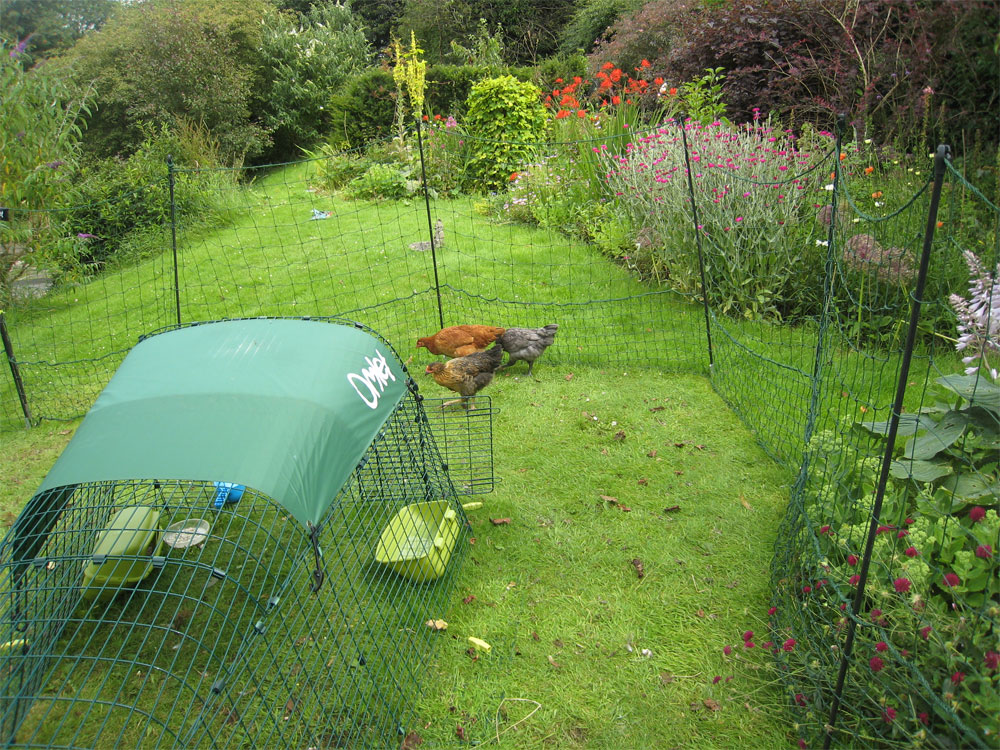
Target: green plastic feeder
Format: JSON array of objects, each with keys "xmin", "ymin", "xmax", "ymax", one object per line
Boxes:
[
  {"xmin": 375, "ymin": 501, "xmax": 480, "ymax": 583},
  {"xmin": 81, "ymin": 506, "xmax": 164, "ymax": 601}
]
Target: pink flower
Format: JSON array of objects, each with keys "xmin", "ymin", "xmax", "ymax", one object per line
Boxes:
[
  {"xmin": 918, "ymin": 712, "xmax": 929, "ymax": 725},
  {"xmin": 712, "ymin": 675, "xmax": 722, "ymax": 684},
  {"xmin": 798, "ymin": 740, "xmax": 807, "ymax": 749},
  {"xmin": 893, "ymin": 577, "xmax": 911, "ymax": 593},
  {"xmin": 744, "ymin": 641, "xmax": 756, "ymax": 649},
  {"xmin": 897, "ymin": 529, "xmax": 908, "ymax": 538},
  {"xmin": 975, "ymin": 544, "xmax": 993, "ymax": 559},
  {"xmin": 969, "ymin": 506, "xmax": 986, "ymax": 522},
  {"xmin": 951, "ymin": 671, "xmax": 965, "ymax": 685},
  {"xmin": 875, "ymin": 641, "xmax": 888, "ymax": 652},
  {"xmin": 920, "ymin": 626, "xmax": 932, "ymax": 640},
  {"xmin": 802, "ymin": 585, "xmax": 812, "ymax": 593},
  {"xmin": 942, "ymin": 573, "xmax": 961, "ymax": 587},
  {"xmin": 819, "ymin": 525, "xmax": 831, "ymax": 535},
  {"xmin": 794, "ymin": 693, "xmax": 806, "ymax": 706},
  {"xmin": 723, "ymin": 645, "xmax": 732, "ymax": 656},
  {"xmin": 743, "ymin": 630, "xmax": 754, "ymax": 642},
  {"xmin": 904, "ymin": 546, "xmax": 919, "ymax": 557},
  {"xmin": 876, "ymin": 525, "xmax": 893, "ymax": 534},
  {"xmin": 847, "ymin": 554, "xmax": 858, "ymax": 566},
  {"xmin": 882, "ymin": 707, "xmax": 896, "ymax": 723},
  {"xmin": 768, "ymin": 606, "xmax": 777, "ymax": 615},
  {"xmin": 783, "ymin": 638, "xmax": 796, "ymax": 651},
  {"xmin": 985, "ymin": 651, "xmax": 999, "ymax": 671},
  {"xmin": 870, "ymin": 656, "xmax": 884, "ymax": 672},
  {"xmin": 849, "ymin": 575, "xmax": 860, "ymax": 585}
]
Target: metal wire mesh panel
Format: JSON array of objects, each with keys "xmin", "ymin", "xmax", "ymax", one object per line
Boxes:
[
  {"xmin": 0, "ymin": 395, "xmax": 470, "ymax": 748},
  {"xmin": 421, "ymin": 395, "xmax": 496, "ymax": 495}
]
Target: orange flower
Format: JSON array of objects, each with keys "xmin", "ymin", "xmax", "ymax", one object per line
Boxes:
[
  {"xmin": 610, "ymin": 68, "xmax": 622, "ymax": 83},
  {"xmin": 839, "ymin": 152, "xmax": 847, "ymax": 161},
  {"xmin": 871, "ymin": 191, "xmax": 883, "ymax": 199},
  {"xmin": 936, "ymin": 220, "xmax": 944, "ymax": 228},
  {"xmin": 654, "ymin": 77, "xmax": 664, "ymax": 86},
  {"xmin": 601, "ymin": 61, "xmax": 615, "ymax": 71},
  {"xmin": 555, "ymin": 78, "xmax": 563, "ymax": 83},
  {"xmin": 555, "ymin": 109, "xmax": 570, "ymax": 119},
  {"xmin": 669, "ymin": 87, "xmax": 678, "ymax": 96},
  {"xmin": 864, "ymin": 166, "xmax": 874, "ymax": 175},
  {"xmin": 577, "ymin": 109, "xmax": 587, "ymax": 118},
  {"xmin": 509, "ymin": 172, "xmax": 519, "ymax": 181},
  {"xmin": 611, "ymin": 95, "xmax": 621, "ymax": 105}
]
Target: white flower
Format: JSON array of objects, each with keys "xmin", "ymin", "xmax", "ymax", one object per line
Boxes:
[
  {"xmin": 824, "ymin": 184, "xmax": 834, "ymax": 191},
  {"xmin": 815, "ymin": 240, "xmax": 829, "ymax": 247}
]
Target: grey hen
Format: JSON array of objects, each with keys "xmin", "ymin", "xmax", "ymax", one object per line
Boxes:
[{"xmin": 498, "ymin": 324, "xmax": 558, "ymax": 378}]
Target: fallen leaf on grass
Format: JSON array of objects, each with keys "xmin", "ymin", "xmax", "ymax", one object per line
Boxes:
[
  {"xmin": 703, "ymin": 699, "xmax": 721, "ymax": 711},
  {"xmin": 631, "ymin": 558, "xmax": 645, "ymax": 579},
  {"xmin": 659, "ymin": 672, "xmax": 675, "ymax": 685},
  {"xmin": 664, "ymin": 505, "xmax": 681, "ymax": 513},
  {"xmin": 637, "ymin": 478, "xmax": 648, "ymax": 486},
  {"xmin": 647, "ymin": 449, "xmax": 658, "ymax": 458},
  {"xmin": 613, "ymin": 430, "xmax": 625, "ymax": 441},
  {"xmin": 400, "ymin": 730, "xmax": 423, "ymax": 750},
  {"xmin": 283, "ymin": 698, "xmax": 296, "ymax": 720},
  {"xmin": 490, "ymin": 518, "xmax": 511, "ymax": 525},
  {"xmin": 425, "ymin": 619, "xmax": 448, "ymax": 631},
  {"xmin": 547, "ymin": 655, "xmax": 561, "ymax": 668},
  {"xmin": 649, "ymin": 406, "xmax": 665, "ymax": 412},
  {"xmin": 564, "ymin": 373, "xmax": 574, "ymax": 381},
  {"xmin": 462, "ymin": 594, "xmax": 476, "ymax": 604},
  {"xmin": 456, "ymin": 725, "xmax": 467, "ymax": 741},
  {"xmin": 696, "ymin": 609, "xmax": 705, "ymax": 618},
  {"xmin": 600, "ymin": 495, "xmax": 631, "ymax": 512},
  {"xmin": 740, "ymin": 494, "xmax": 752, "ymax": 511}
]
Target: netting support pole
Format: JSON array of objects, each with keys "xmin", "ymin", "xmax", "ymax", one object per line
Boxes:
[
  {"xmin": 415, "ymin": 119, "xmax": 445, "ymax": 330},
  {"xmin": 167, "ymin": 155, "xmax": 182, "ymax": 326},
  {"xmin": 0, "ymin": 311, "xmax": 32, "ymax": 427},
  {"xmin": 822, "ymin": 144, "xmax": 951, "ymax": 750},
  {"xmin": 678, "ymin": 115, "xmax": 714, "ymax": 368}
]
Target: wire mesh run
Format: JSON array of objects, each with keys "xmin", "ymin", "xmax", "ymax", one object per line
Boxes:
[
  {"xmin": 0, "ymin": 397, "xmax": 470, "ymax": 749},
  {"xmin": 420, "ymin": 395, "xmax": 496, "ymax": 495}
]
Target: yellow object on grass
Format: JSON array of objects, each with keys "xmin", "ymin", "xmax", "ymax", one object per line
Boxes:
[{"xmin": 375, "ymin": 501, "xmax": 481, "ymax": 583}]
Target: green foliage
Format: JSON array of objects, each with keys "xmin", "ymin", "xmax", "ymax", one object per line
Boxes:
[
  {"xmin": 464, "ymin": 75, "xmax": 547, "ymax": 192},
  {"xmin": 557, "ymin": 0, "xmax": 643, "ymax": 55},
  {"xmin": 0, "ymin": 0, "xmax": 115, "ymax": 58},
  {"xmin": 424, "ymin": 64, "xmax": 489, "ymax": 118},
  {"xmin": 65, "ymin": 123, "xmax": 237, "ymax": 274},
  {"xmin": 447, "ymin": 17, "xmax": 506, "ymax": 68},
  {"xmin": 299, "ymin": 143, "xmax": 373, "ymax": 192},
  {"xmin": 62, "ymin": 0, "xmax": 274, "ymax": 163},
  {"xmin": 343, "ymin": 163, "xmax": 417, "ymax": 201},
  {"xmin": 418, "ymin": 116, "xmax": 472, "ymax": 197},
  {"xmin": 258, "ymin": 4, "xmax": 372, "ymax": 159},
  {"xmin": 326, "ymin": 69, "xmax": 397, "ymax": 149},
  {"xmin": 0, "ymin": 40, "xmax": 92, "ymax": 304},
  {"xmin": 679, "ymin": 67, "xmax": 728, "ymax": 125}
]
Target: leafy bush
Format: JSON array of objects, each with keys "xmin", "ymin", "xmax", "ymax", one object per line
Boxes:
[
  {"xmin": 343, "ymin": 163, "xmax": 417, "ymax": 201},
  {"xmin": 464, "ymin": 75, "xmax": 548, "ymax": 192},
  {"xmin": 418, "ymin": 116, "xmax": 472, "ymax": 197},
  {"xmin": 424, "ymin": 64, "xmax": 489, "ymax": 118},
  {"xmin": 300, "ymin": 143, "xmax": 372, "ymax": 192},
  {"xmin": 258, "ymin": 4, "xmax": 372, "ymax": 159},
  {"xmin": 557, "ymin": 0, "xmax": 644, "ymax": 56},
  {"xmin": 0, "ymin": 39, "xmax": 92, "ymax": 304},
  {"xmin": 326, "ymin": 69, "xmax": 397, "ymax": 149},
  {"xmin": 62, "ymin": 0, "xmax": 275, "ymax": 163},
  {"xmin": 65, "ymin": 124, "xmax": 236, "ymax": 273}
]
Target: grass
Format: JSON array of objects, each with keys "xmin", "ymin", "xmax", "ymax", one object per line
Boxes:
[{"xmin": 0, "ymin": 366, "xmax": 795, "ymax": 748}]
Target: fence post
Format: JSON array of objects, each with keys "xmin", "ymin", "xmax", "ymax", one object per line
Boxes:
[
  {"xmin": 167, "ymin": 155, "xmax": 182, "ymax": 326},
  {"xmin": 678, "ymin": 115, "xmax": 714, "ymax": 369},
  {"xmin": 415, "ymin": 120, "xmax": 445, "ymax": 331},
  {"xmin": 0, "ymin": 311, "xmax": 32, "ymax": 427},
  {"xmin": 822, "ymin": 144, "xmax": 951, "ymax": 749}
]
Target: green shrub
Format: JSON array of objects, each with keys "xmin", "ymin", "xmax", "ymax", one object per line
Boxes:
[
  {"xmin": 258, "ymin": 3, "xmax": 372, "ymax": 159},
  {"xmin": 464, "ymin": 75, "xmax": 548, "ymax": 193},
  {"xmin": 300, "ymin": 143, "xmax": 372, "ymax": 192},
  {"xmin": 343, "ymin": 163, "xmax": 417, "ymax": 201},
  {"xmin": 326, "ymin": 69, "xmax": 397, "ymax": 149},
  {"xmin": 424, "ymin": 64, "xmax": 489, "ymax": 118}
]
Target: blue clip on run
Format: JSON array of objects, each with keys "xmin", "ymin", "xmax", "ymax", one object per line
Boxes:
[{"xmin": 213, "ymin": 482, "xmax": 246, "ymax": 510}]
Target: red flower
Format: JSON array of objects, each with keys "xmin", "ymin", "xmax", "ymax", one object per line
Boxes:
[
  {"xmin": 951, "ymin": 671, "xmax": 965, "ymax": 685},
  {"xmin": 555, "ymin": 109, "xmax": 570, "ymax": 119},
  {"xmin": 654, "ymin": 77, "xmax": 664, "ymax": 86},
  {"xmin": 870, "ymin": 656, "xmax": 884, "ymax": 672},
  {"xmin": 849, "ymin": 575, "xmax": 860, "ymax": 585},
  {"xmin": 985, "ymin": 651, "xmax": 999, "ymax": 671},
  {"xmin": 744, "ymin": 640, "xmax": 756, "ymax": 649},
  {"xmin": 742, "ymin": 630, "xmax": 753, "ymax": 642},
  {"xmin": 610, "ymin": 68, "xmax": 622, "ymax": 83},
  {"xmin": 611, "ymin": 95, "xmax": 621, "ymax": 105},
  {"xmin": 723, "ymin": 645, "xmax": 732, "ymax": 656},
  {"xmin": 783, "ymin": 639, "xmax": 796, "ymax": 652},
  {"xmin": 876, "ymin": 525, "xmax": 893, "ymax": 534},
  {"xmin": 975, "ymin": 544, "xmax": 993, "ymax": 559},
  {"xmin": 640, "ymin": 58, "xmax": 651, "ymax": 68},
  {"xmin": 897, "ymin": 529, "xmax": 908, "ymax": 538},
  {"xmin": 882, "ymin": 707, "xmax": 896, "ymax": 723},
  {"xmin": 795, "ymin": 693, "xmax": 807, "ymax": 706},
  {"xmin": 918, "ymin": 712, "xmax": 929, "ymax": 725},
  {"xmin": 875, "ymin": 641, "xmax": 888, "ymax": 652},
  {"xmin": 555, "ymin": 78, "xmax": 563, "ymax": 83},
  {"xmin": 669, "ymin": 87, "xmax": 678, "ymax": 96},
  {"xmin": 920, "ymin": 625, "xmax": 932, "ymax": 640},
  {"xmin": 847, "ymin": 554, "xmax": 858, "ymax": 566},
  {"xmin": 601, "ymin": 61, "xmax": 615, "ymax": 70},
  {"xmin": 712, "ymin": 675, "xmax": 722, "ymax": 684},
  {"xmin": 904, "ymin": 546, "xmax": 919, "ymax": 557},
  {"xmin": 819, "ymin": 525, "xmax": 831, "ymax": 535},
  {"xmin": 768, "ymin": 606, "xmax": 777, "ymax": 615},
  {"xmin": 798, "ymin": 740, "xmax": 807, "ymax": 749},
  {"xmin": 969, "ymin": 506, "xmax": 986, "ymax": 522},
  {"xmin": 802, "ymin": 585, "xmax": 812, "ymax": 593},
  {"xmin": 893, "ymin": 577, "xmax": 911, "ymax": 593},
  {"xmin": 942, "ymin": 573, "xmax": 961, "ymax": 587}
]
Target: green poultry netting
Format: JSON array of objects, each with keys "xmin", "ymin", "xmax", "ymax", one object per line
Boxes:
[{"xmin": 1, "ymin": 117, "xmax": 997, "ymax": 747}]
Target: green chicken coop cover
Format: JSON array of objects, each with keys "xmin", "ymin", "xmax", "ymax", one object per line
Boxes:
[{"xmin": 35, "ymin": 318, "xmax": 409, "ymax": 528}]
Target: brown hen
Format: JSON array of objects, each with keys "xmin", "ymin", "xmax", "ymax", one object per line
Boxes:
[
  {"xmin": 416, "ymin": 325, "xmax": 505, "ymax": 358},
  {"xmin": 424, "ymin": 342, "xmax": 505, "ymax": 409}
]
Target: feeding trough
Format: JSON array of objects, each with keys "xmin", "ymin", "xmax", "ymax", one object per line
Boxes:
[
  {"xmin": 376, "ymin": 501, "xmax": 481, "ymax": 583},
  {"xmin": 80, "ymin": 505, "xmax": 164, "ymax": 602}
]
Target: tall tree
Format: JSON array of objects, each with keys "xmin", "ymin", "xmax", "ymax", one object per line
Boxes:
[{"xmin": 0, "ymin": 0, "xmax": 116, "ymax": 58}]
